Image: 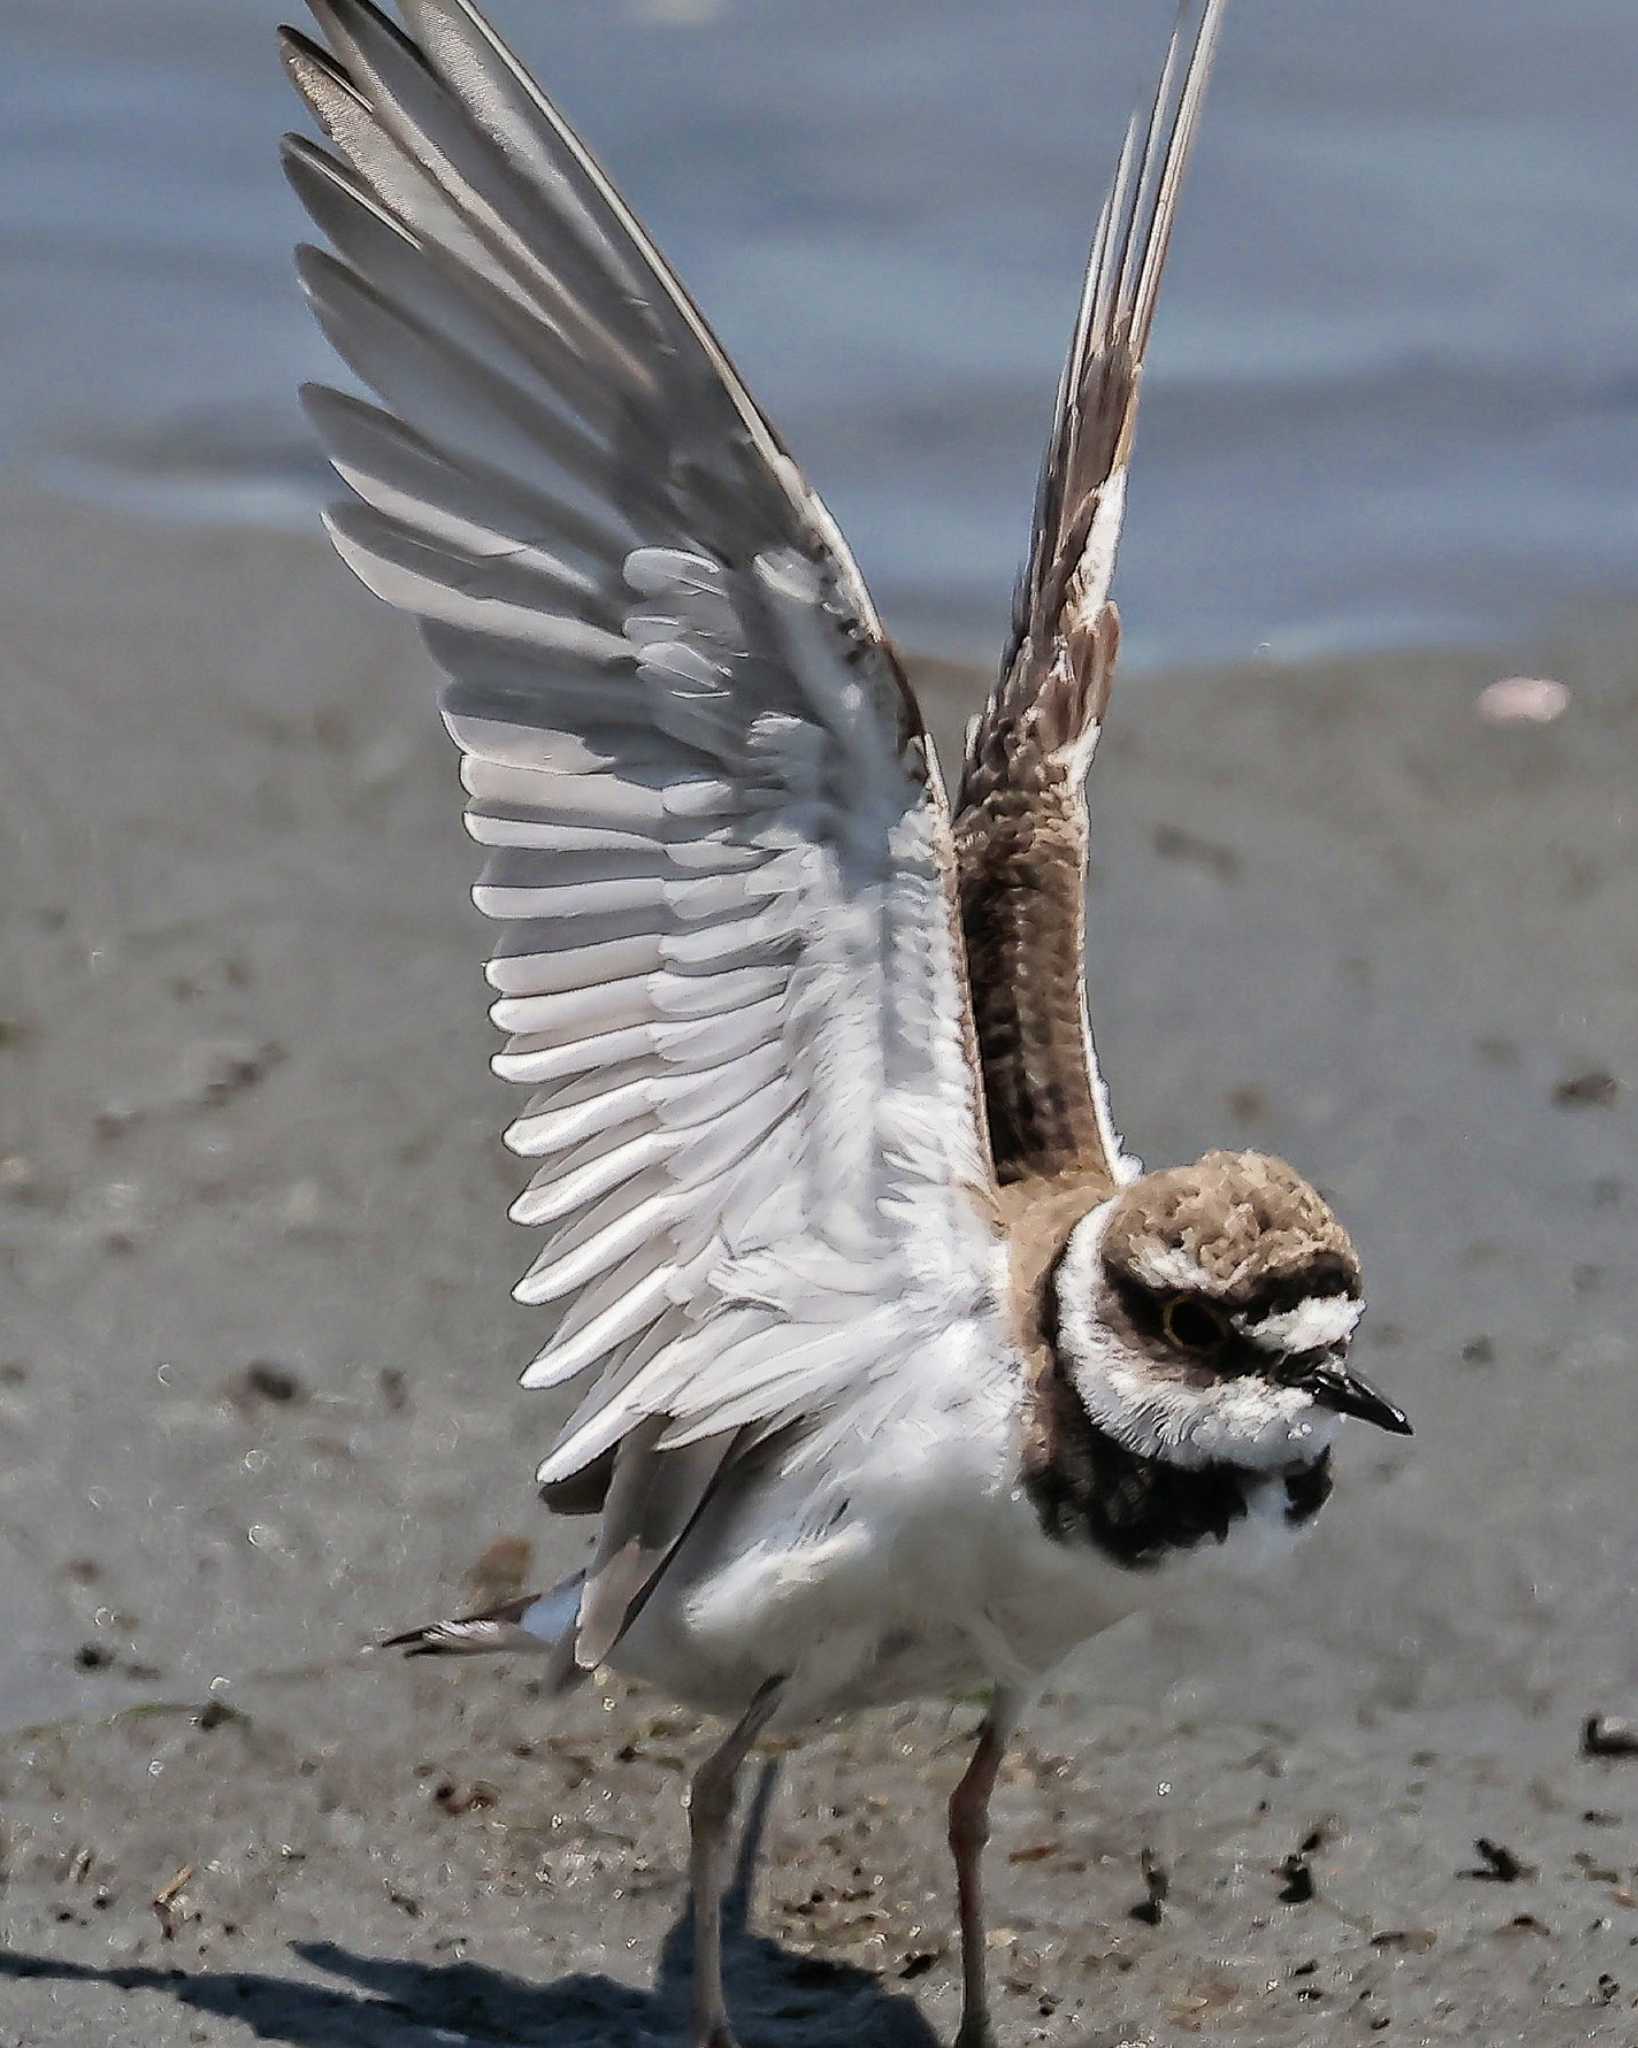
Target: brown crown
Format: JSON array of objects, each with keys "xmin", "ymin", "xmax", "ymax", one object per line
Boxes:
[{"xmin": 1101, "ymin": 1150, "xmax": 1361, "ymax": 1306}]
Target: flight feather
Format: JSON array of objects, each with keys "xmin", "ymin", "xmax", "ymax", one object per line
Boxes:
[
  {"xmin": 956, "ymin": 0, "xmax": 1227, "ymax": 1187},
  {"xmin": 283, "ymin": 0, "xmax": 999, "ymax": 1665}
]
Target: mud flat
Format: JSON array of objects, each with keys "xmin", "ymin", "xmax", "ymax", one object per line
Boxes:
[{"xmin": 0, "ymin": 491, "xmax": 1633, "ymax": 2042}]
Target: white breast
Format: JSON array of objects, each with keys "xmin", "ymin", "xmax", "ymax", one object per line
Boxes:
[{"xmin": 609, "ymin": 1369, "xmax": 1177, "ymax": 1725}]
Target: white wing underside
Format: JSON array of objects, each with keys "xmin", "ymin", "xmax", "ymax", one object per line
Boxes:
[{"xmin": 282, "ymin": 0, "xmax": 998, "ymax": 1548}]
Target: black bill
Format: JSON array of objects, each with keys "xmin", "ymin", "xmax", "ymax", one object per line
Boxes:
[{"xmin": 1307, "ymin": 1363, "xmax": 1413, "ymax": 1435}]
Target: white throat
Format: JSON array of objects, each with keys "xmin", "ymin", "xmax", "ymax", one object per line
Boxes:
[{"xmin": 1052, "ymin": 1207, "xmax": 1338, "ymax": 1474}]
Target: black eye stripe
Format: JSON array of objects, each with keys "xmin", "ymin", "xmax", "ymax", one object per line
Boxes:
[
  {"xmin": 1107, "ymin": 1270, "xmax": 1167, "ymax": 1337},
  {"xmin": 1234, "ymin": 1265, "xmax": 1362, "ymax": 1317},
  {"xmin": 1104, "ymin": 1269, "xmax": 1356, "ymax": 1382},
  {"xmin": 1108, "ymin": 1265, "xmax": 1359, "ymax": 1331}
]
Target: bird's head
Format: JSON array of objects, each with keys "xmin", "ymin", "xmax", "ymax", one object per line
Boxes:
[{"xmin": 1049, "ymin": 1150, "xmax": 1409, "ymax": 1472}]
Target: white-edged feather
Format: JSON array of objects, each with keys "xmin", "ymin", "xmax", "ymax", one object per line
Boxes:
[{"xmin": 285, "ymin": 0, "xmax": 1000, "ymax": 1661}]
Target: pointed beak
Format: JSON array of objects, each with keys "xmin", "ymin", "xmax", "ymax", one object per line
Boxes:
[{"xmin": 1307, "ymin": 1362, "xmax": 1413, "ymax": 1436}]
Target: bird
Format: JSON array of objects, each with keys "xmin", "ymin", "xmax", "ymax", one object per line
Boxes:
[{"xmin": 279, "ymin": 1, "xmax": 1412, "ymax": 2042}]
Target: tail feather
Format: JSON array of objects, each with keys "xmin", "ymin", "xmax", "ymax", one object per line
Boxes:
[{"xmin": 384, "ymin": 1571, "xmax": 585, "ymax": 1692}]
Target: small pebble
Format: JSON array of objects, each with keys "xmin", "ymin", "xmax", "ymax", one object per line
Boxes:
[
  {"xmin": 1130, "ymin": 1847, "xmax": 1169, "ymax": 1926},
  {"xmin": 242, "ymin": 1361, "xmax": 304, "ymax": 1405},
  {"xmin": 1463, "ymin": 1837, "xmax": 1532, "ymax": 1883},
  {"xmin": 1553, "ymin": 1070, "xmax": 1620, "ymax": 1109},
  {"xmin": 1476, "ymin": 676, "xmax": 1570, "ymax": 725},
  {"xmin": 1583, "ymin": 1716, "xmax": 1638, "ymax": 1760}
]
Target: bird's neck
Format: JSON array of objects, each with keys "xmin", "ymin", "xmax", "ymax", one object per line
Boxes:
[{"xmin": 1019, "ymin": 1353, "xmax": 1332, "ymax": 1570}]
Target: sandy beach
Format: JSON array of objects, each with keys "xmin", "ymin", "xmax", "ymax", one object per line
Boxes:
[{"xmin": 0, "ymin": 489, "xmax": 1634, "ymax": 2043}]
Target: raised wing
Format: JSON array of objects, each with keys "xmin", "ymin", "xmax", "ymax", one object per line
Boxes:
[
  {"xmin": 955, "ymin": 0, "xmax": 1226, "ymax": 1187},
  {"xmin": 281, "ymin": 0, "xmax": 999, "ymax": 1658}
]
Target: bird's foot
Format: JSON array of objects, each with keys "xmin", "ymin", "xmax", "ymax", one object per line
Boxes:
[{"xmin": 954, "ymin": 2015, "xmax": 997, "ymax": 2048}]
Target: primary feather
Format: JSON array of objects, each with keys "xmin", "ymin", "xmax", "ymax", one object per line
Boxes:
[{"xmin": 957, "ymin": 0, "xmax": 1227, "ymax": 1188}]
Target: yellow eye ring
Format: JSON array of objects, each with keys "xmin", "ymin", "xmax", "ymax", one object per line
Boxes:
[{"xmin": 1162, "ymin": 1297, "xmax": 1228, "ymax": 1353}]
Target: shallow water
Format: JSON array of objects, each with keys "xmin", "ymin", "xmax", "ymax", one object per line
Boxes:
[{"xmin": 7, "ymin": 0, "xmax": 1638, "ymax": 666}]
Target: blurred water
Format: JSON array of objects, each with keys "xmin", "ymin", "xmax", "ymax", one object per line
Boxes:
[{"xmin": 5, "ymin": 0, "xmax": 1638, "ymax": 666}]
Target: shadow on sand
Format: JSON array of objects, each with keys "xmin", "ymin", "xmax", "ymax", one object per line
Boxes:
[{"xmin": 0, "ymin": 1764, "xmax": 939, "ymax": 2047}]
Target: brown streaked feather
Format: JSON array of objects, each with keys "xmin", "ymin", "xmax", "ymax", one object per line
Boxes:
[
  {"xmin": 1011, "ymin": 0, "xmax": 1227, "ymax": 669},
  {"xmin": 998, "ymin": 1169, "xmax": 1119, "ymax": 1353},
  {"xmin": 1099, "ymin": 1150, "xmax": 1362, "ymax": 1304},
  {"xmin": 957, "ymin": 606, "xmax": 1121, "ymax": 1183},
  {"xmin": 996, "ymin": 1168, "xmax": 1121, "ymax": 1499},
  {"xmin": 956, "ymin": 0, "xmax": 1227, "ymax": 1186}
]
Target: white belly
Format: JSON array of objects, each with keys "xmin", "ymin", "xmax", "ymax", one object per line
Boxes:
[
  {"xmin": 609, "ymin": 1426, "xmax": 1165, "ymax": 1729},
  {"xmin": 612, "ymin": 1445, "xmax": 1317, "ymax": 1735}
]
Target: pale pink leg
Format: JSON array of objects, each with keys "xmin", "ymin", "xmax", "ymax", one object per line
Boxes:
[
  {"xmin": 948, "ymin": 1690, "xmax": 1021, "ymax": 2048},
  {"xmin": 687, "ymin": 1677, "xmax": 784, "ymax": 2048}
]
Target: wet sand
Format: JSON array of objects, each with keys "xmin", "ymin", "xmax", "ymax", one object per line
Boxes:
[{"xmin": 0, "ymin": 491, "xmax": 1634, "ymax": 2042}]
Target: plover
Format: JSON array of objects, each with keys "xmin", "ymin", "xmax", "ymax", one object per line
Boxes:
[{"xmin": 281, "ymin": 1, "xmax": 1411, "ymax": 2041}]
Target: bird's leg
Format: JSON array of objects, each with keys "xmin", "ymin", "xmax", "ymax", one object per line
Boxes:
[
  {"xmin": 948, "ymin": 1688, "xmax": 1022, "ymax": 2048},
  {"xmin": 686, "ymin": 1675, "xmax": 784, "ymax": 2048}
]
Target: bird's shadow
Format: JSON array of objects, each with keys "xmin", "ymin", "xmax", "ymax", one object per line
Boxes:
[{"xmin": 0, "ymin": 1763, "xmax": 940, "ymax": 2047}]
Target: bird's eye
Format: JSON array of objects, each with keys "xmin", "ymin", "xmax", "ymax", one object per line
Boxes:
[{"xmin": 1162, "ymin": 1297, "xmax": 1227, "ymax": 1353}]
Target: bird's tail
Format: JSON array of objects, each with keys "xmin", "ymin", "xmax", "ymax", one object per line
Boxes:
[{"xmin": 383, "ymin": 1571, "xmax": 586, "ymax": 1692}]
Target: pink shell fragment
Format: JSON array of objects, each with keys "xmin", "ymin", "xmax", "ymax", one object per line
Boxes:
[{"xmin": 1476, "ymin": 677, "xmax": 1570, "ymax": 725}]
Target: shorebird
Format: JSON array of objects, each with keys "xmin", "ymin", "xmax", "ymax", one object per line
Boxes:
[{"xmin": 281, "ymin": 1, "xmax": 1411, "ymax": 2041}]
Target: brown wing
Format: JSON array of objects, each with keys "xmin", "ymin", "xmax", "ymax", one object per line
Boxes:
[{"xmin": 955, "ymin": 0, "xmax": 1227, "ymax": 1187}]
